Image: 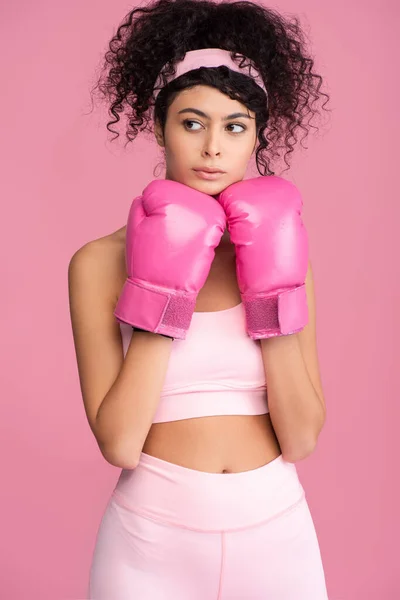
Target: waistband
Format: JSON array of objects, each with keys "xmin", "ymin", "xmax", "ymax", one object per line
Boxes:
[
  {"xmin": 153, "ymin": 387, "xmax": 268, "ymax": 423},
  {"xmin": 111, "ymin": 451, "xmax": 305, "ymax": 532}
]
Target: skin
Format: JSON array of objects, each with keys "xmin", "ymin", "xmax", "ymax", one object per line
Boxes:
[{"xmin": 154, "ymin": 84, "xmax": 258, "ymax": 193}]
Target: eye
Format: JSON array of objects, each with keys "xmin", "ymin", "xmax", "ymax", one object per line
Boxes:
[
  {"xmin": 182, "ymin": 119, "xmax": 202, "ymax": 131},
  {"xmin": 182, "ymin": 119, "xmax": 247, "ymax": 133},
  {"xmin": 227, "ymin": 123, "xmax": 247, "ymax": 133}
]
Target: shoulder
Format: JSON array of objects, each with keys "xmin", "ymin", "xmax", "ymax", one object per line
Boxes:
[{"xmin": 68, "ymin": 227, "xmax": 127, "ymax": 306}]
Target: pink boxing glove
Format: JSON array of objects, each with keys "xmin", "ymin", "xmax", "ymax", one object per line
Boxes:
[
  {"xmin": 114, "ymin": 179, "xmax": 226, "ymax": 340},
  {"xmin": 216, "ymin": 176, "xmax": 309, "ymax": 340}
]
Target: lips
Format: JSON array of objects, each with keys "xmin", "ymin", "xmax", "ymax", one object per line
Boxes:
[
  {"xmin": 193, "ymin": 169, "xmax": 226, "ymax": 180},
  {"xmin": 194, "ymin": 168, "xmax": 225, "ymax": 174}
]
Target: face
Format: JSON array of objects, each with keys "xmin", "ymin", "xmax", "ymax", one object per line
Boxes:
[{"xmin": 154, "ymin": 85, "xmax": 257, "ymax": 195}]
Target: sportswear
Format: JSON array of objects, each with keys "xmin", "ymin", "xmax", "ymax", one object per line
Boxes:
[
  {"xmin": 153, "ymin": 48, "xmax": 267, "ymax": 99},
  {"xmin": 119, "ymin": 301, "xmax": 268, "ymax": 423},
  {"xmin": 114, "ymin": 179, "xmax": 226, "ymax": 340},
  {"xmin": 217, "ymin": 176, "xmax": 309, "ymax": 340}
]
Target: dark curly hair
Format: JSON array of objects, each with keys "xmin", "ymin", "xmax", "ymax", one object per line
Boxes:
[{"xmin": 90, "ymin": 0, "xmax": 330, "ymax": 175}]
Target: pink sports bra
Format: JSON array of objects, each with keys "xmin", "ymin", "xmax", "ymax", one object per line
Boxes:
[{"xmin": 119, "ymin": 302, "xmax": 269, "ymax": 423}]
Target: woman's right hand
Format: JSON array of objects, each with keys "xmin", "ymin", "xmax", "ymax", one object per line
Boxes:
[{"xmin": 114, "ymin": 179, "xmax": 226, "ymax": 340}]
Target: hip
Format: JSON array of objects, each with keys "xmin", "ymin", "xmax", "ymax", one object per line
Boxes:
[{"xmin": 112, "ymin": 446, "xmax": 305, "ymax": 532}]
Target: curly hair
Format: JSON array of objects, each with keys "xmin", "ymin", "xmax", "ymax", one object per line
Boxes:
[{"xmin": 90, "ymin": 0, "xmax": 330, "ymax": 175}]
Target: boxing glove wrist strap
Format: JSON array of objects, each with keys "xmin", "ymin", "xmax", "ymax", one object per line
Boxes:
[
  {"xmin": 114, "ymin": 277, "xmax": 196, "ymax": 340},
  {"xmin": 243, "ymin": 284, "xmax": 308, "ymax": 340}
]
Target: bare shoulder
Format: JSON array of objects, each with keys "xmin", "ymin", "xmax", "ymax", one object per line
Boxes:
[{"xmin": 68, "ymin": 226, "xmax": 126, "ymax": 306}]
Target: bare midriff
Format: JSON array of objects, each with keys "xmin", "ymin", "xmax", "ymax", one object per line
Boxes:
[{"xmin": 142, "ymin": 413, "xmax": 281, "ymax": 473}]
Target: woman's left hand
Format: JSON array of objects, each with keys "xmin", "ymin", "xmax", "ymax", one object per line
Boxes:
[{"xmin": 216, "ymin": 175, "xmax": 309, "ymax": 340}]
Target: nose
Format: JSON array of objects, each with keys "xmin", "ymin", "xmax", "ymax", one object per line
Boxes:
[{"xmin": 201, "ymin": 130, "xmax": 221, "ymax": 158}]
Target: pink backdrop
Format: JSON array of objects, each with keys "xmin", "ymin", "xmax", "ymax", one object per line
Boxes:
[{"xmin": 1, "ymin": 0, "xmax": 398, "ymax": 598}]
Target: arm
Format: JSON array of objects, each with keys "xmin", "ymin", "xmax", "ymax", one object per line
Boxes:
[
  {"xmin": 68, "ymin": 241, "xmax": 172, "ymax": 470},
  {"xmin": 69, "ymin": 182, "xmax": 225, "ymax": 468},
  {"xmin": 261, "ymin": 260, "xmax": 326, "ymax": 462},
  {"xmin": 216, "ymin": 176, "xmax": 326, "ymax": 463},
  {"xmin": 96, "ymin": 331, "xmax": 172, "ymax": 469}
]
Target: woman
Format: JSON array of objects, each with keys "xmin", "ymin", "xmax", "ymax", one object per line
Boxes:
[{"xmin": 68, "ymin": 0, "xmax": 331, "ymax": 597}]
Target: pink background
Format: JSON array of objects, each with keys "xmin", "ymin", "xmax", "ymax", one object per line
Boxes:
[{"xmin": 1, "ymin": 0, "xmax": 398, "ymax": 598}]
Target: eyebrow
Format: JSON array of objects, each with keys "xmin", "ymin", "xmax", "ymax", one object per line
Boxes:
[{"xmin": 177, "ymin": 108, "xmax": 253, "ymax": 121}]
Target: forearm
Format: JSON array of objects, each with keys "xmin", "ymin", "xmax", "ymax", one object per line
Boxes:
[
  {"xmin": 261, "ymin": 333, "xmax": 325, "ymax": 462},
  {"xmin": 95, "ymin": 331, "xmax": 173, "ymax": 468}
]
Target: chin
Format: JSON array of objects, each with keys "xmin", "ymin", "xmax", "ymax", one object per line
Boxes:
[{"xmin": 200, "ymin": 181, "xmax": 230, "ymax": 194}]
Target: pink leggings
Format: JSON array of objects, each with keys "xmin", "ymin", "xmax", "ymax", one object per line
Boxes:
[{"xmin": 88, "ymin": 452, "xmax": 329, "ymax": 599}]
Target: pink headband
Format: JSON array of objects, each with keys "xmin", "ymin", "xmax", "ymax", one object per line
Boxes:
[{"xmin": 153, "ymin": 48, "xmax": 267, "ymax": 99}]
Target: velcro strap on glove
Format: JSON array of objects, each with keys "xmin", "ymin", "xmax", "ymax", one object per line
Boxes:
[
  {"xmin": 114, "ymin": 278, "xmax": 196, "ymax": 340},
  {"xmin": 243, "ymin": 284, "xmax": 308, "ymax": 339}
]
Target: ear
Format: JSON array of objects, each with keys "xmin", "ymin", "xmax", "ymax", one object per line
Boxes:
[
  {"xmin": 252, "ymin": 134, "xmax": 257, "ymax": 154},
  {"xmin": 154, "ymin": 120, "xmax": 165, "ymax": 147}
]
